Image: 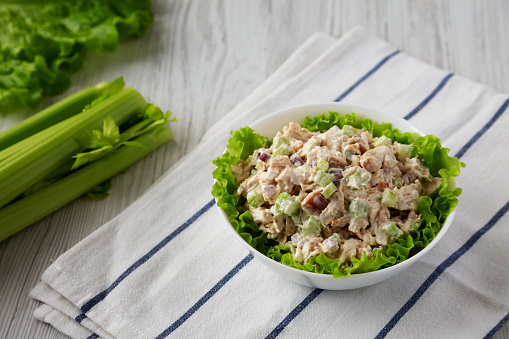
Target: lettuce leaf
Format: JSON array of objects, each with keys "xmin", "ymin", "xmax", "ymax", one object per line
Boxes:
[
  {"xmin": 211, "ymin": 127, "xmax": 275, "ymax": 253},
  {"xmin": 212, "ymin": 112, "xmax": 464, "ymax": 278},
  {"xmin": 0, "ymin": 0, "xmax": 153, "ymax": 113}
]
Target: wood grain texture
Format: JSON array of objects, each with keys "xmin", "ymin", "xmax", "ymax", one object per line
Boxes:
[{"xmin": 0, "ymin": 0, "xmax": 507, "ymax": 338}]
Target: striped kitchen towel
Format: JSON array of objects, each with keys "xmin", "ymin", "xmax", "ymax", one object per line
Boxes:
[{"xmin": 30, "ymin": 26, "xmax": 509, "ymax": 339}]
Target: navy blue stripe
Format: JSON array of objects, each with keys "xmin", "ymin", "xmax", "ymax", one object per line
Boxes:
[
  {"xmin": 484, "ymin": 311, "xmax": 509, "ymax": 339},
  {"xmin": 334, "ymin": 50, "xmax": 400, "ymax": 102},
  {"xmin": 404, "ymin": 73, "xmax": 454, "ymax": 120},
  {"xmin": 155, "ymin": 254, "xmax": 254, "ymax": 338},
  {"xmin": 79, "ymin": 198, "xmax": 216, "ymax": 315},
  {"xmin": 375, "ymin": 200, "xmax": 509, "ymax": 339},
  {"xmin": 455, "ymin": 97, "xmax": 509, "ymax": 158},
  {"xmin": 265, "ymin": 289, "xmax": 324, "ymax": 339},
  {"xmin": 75, "ymin": 313, "xmax": 87, "ymax": 323},
  {"xmin": 86, "ymin": 334, "xmax": 99, "ymax": 339}
]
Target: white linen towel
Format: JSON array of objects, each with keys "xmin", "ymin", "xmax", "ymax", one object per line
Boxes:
[{"xmin": 30, "ymin": 26, "xmax": 509, "ymax": 339}]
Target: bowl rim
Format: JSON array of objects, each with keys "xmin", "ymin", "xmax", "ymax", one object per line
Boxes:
[{"xmin": 215, "ymin": 101, "xmax": 456, "ymax": 282}]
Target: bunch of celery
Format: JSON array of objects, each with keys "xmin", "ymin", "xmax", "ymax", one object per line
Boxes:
[{"xmin": 0, "ymin": 78, "xmax": 175, "ymax": 242}]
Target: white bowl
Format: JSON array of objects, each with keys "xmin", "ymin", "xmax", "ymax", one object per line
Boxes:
[{"xmin": 216, "ymin": 102, "xmax": 456, "ymax": 290}]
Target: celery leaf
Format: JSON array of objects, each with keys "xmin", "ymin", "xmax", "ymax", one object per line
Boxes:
[
  {"xmin": 72, "ymin": 111, "xmax": 164, "ymax": 169},
  {"xmin": 87, "ymin": 179, "xmax": 113, "ymax": 200}
]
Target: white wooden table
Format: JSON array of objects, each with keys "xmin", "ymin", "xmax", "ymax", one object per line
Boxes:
[{"xmin": 1, "ymin": 1, "xmax": 508, "ymax": 338}]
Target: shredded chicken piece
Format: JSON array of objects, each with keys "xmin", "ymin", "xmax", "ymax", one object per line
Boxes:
[
  {"xmin": 237, "ymin": 174, "xmax": 260, "ymax": 197},
  {"xmin": 275, "ymin": 166, "xmax": 294, "ymax": 193},
  {"xmin": 319, "ymin": 190, "xmax": 345, "ymax": 225},
  {"xmin": 360, "ymin": 146, "xmax": 397, "ymax": 172},
  {"xmin": 259, "ymin": 214, "xmax": 285, "ymax": 239},
  {"xmin": 394, "ymin": 182, "xmax": 421, "ymax": 210},
  {"xmin": 306, "ymin": 146, "xmax": 346, "ymax": 168},
  {"xmin": 249, "ymin": 205, "xmax": 273, "ymax": 224},
  {"xmin": 338, "ymin": 238, "xmax": 363, "ymax": 264},
  {"xmin": 231, "ymin": 160, "xmax": 251, "ymax": 184},
  {"xmin": 349, "ymin": 217, "xmax": 369, "ymax": 233},
  {"xmin": 399, "ymin": 158, "xmax": 431, "ymax": 180},
  {"xmin": 331, "ymin": 215, "xmax": 350, "ymax": 228},
  {"xmin": 293, "ymin": 236, "xmax": 324, "ymax": 263},
  {"xmin": 282, "ymin": 122, "xmax": 314, "ymax": 141},
  {"xmin": 322, "ymin": 127, "xmax": 348, "ymax": 152}
]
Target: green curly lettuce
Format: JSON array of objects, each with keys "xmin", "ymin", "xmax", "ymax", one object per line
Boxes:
[
  {"xmin": 211, "ymin": 127, "xmax": 277, "ymax": 254},
  {"xmin": 212, "ymin": 112, "xmax": 464, "ymax": 278},
  {"xmin": 0, "ymin": 0, "xmax": 153, "ymax": 113}
]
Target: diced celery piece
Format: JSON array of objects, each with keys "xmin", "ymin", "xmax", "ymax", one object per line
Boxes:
[
  {"xmin": 273, "ymin": 144, "xmax": 293, "ymax": 156},
  {"xmin": 393, "ymin": 177, "xmax": 404, "ymax": 188},
  {"xmin": 322, "ymin": 182, "xmax": 337, "ymax": 198},
  {"xmin": 396, "ymin": 144, "xmax": 414, "ymax": 161},
  {"xmin": 317, "ymin": 159, "xmax": 329, "ymax": 172},
  {"xmin": 247, "ymin": 190, "xmax": 263, "ymax": 208},
  {"xmin": 275, "ymin": 192, "xmax": 300, "ymax": 216},
  {"xmin": 250, "ymin": 168, "xmax": 257, "ymax": 176},
  {"xmin": 282, "ymin": 196, "xmax": 300, "ymax": 216},
  {"xmin": 273, "ymin": 136, "xmax": 290, "ymax": 149},
  {"xmin": 291, "ymin": 215, "xmax": 303, "ymax": 227},
  {"xmin": 373, "ymin": 135, "xmax": 391, "ymax": 147},
  {"xmin": 282, "ymin": 198, "xmax": 300, "ymax": 216},
  {"xmin": 347, "ymin": 166, "xmax": 371, "ymax": 189},
  {"xmin": 295, "ymin": 165, "xmax": 305, "ymax": 173},
  {"xmin": 382, "ymin": 222, "xmax": 404, "ymax": 238},
  {"xmin": 304, "ymin": 137, "xmax": 321, "ymax": 151},
  {"xmin": 275, "ymin": 192, "xmax": 290, "ymax": 207},
  {"xmin": 341, "ymin": 125, "xmax": 357, "ymax": 136},
  {"xmin": 349, "ymin": 198, "xmax": 368, "ymax": 219},
  {"xmin": 301, "ymin": 215, "xmax": 322, "ymax": 237},
  {"xmin": 381, "ymin": 188, "xmax": 397, "ymax": 207},
  {"xmin": 313, "ymin": 171, "xmax": 334, "ymax": 187}
]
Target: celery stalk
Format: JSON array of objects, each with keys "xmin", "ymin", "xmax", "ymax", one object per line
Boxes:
[
  {"xmin": 0, "ymin": 78, "xmax": 124, "ymax": 150},
  {"xmin": 0, "ymin": 87, "xmax": 141, "ymax": 167},
  {"xmin": 0, "ymin": 126, "xmax": 173, "ymax": 242},
  {"xmin": 0, "ymin": 88, "xmax": 147, "ymax": 208}
]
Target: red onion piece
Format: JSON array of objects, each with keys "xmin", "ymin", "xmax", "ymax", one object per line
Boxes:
[
  {"xmin": 291, "ymin": 172, "xmax": 303, "ymax": 184},
  {"xmin": 263, "ymin": 185, "xmax": 276, "ymax": 195},
  {"xmin": 403, "ymin": 173, "xmax": 417, "ymax": 183},
  {"xmin": 327, "ymin": 169, "xmax": 343, "ymax": 179},
  {"xmin": 259, "ymin": 152, "xmax": 270, "ymax": 163},
  {"xmin": 290, "ymin": 153, "xmax": 304, "ymax": 165}
]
